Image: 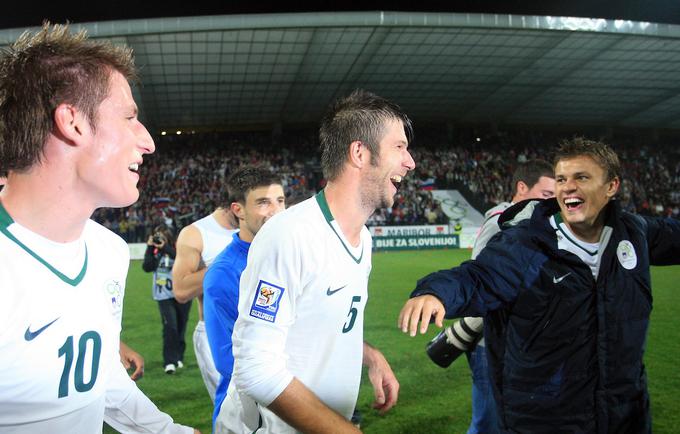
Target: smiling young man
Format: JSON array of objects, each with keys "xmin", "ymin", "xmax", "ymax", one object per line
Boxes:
[
  {"xmin": 202, "ymin": 166, "xmax": 286, "ymax": 430},
  {"xmin": 0, "ymin": 24, "xmax": 195, "ymax": 433},
  {"xmin": 399, "ymin": 137, "xmax": 680, "ymax": 433},
  {"xmin": 220, "ymin": 90, "xmax": 414, "ymax": 434}
]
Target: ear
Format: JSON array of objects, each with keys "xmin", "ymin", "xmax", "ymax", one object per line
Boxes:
[
  {"xmin": 516, "ymin": 180, "xmax": 528, "ymax": 194},
  {"xmin": 230, "ymin": 202, "xmax": 245, "ymax": 222},
  {"xmin": 347, "ymin": 140, "xmax": 368, "ymax": 169},
  {"xmin": 53, "ymin": 103, "xmax": 91, "ymax": 145},
  {"xmin": 605, "ymin": 176, "xmax": 620, "ymax": 199}
]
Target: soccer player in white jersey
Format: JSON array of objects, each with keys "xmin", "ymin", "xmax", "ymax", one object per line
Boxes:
[
  {"xmin": 220, "ymin": 89, "xmax": 415, "ymax": 433},
  {"xmin": 172, "ymin": 207, "xmax": 237, "ymax": 398},
  {"xmin": 0, "ymin": 24, "xmax": 196, "ymax": 433}
]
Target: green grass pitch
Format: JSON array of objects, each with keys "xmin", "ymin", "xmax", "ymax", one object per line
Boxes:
[{"xmin": 109, "ymin": 249, "xmax": 680, "ymax": 433}]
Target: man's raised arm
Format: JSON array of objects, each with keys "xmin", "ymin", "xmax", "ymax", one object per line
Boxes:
[{"xmin": 171, "ymin": 225, "xmax": 205, "ymax": 303}]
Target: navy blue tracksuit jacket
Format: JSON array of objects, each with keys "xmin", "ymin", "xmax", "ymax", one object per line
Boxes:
[{"xmin": 412, "ymin": 198, "xmax": 680, "ymax": 433}]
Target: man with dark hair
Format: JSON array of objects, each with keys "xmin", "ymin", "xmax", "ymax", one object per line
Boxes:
[
  {"xmin": 203, "ymin": 166, "xmax": 286, "ymax": 431},
  {"xmin": 438, "ymin": 159, "xmax": 554, "ymax": 434},
  {"xmin": 476, "ymin": 159, "xmax": 555, "ymax": 259},
  {"xmin": 319, "ymin": 89, "xmax": 414, "ymax": 183},
  {"xmin": 0, "ymin": 24, "xmax": 195, "ymax": 432},
  {"xmin": 172, "ymin": 204, "xmax": 237, "ymax": 397},
  {"xmin": 400, "ymin": 137, "xmax": 680, "ymax": 433},
  {"xmin": 222, "ymin": 89, "xmax": 414, "ymax": 433}
]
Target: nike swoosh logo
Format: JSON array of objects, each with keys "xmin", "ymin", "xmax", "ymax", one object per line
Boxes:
[
  {"xmin": 552, "ymin": 273, "xmax": 572, "ymax": 284},
  {"xmin": 326, "ymin": 285, "xmax": 347, "ymax": 296},
  {"xmin": 24, "ymin": 317, "xmax": 60, "ymax": 341}
]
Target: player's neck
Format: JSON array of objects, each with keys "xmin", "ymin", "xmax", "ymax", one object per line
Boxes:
[
  {"xmin": 561, "ymin": 213, "xmax": 606, "ymax": 244},
  {"xmin": 0, "ymin": 172, "xmax": 91, "ymax": 242},
  {"xmin": 323, "ymin": 181, "xmax": 368, "ymax": 247},
  {"xmin": 213, "ymin": 208, "xmax": 236, "ymax": 230},
  {"xmin": 238, "ymin": 225, "xmax": 255, "ymax": 243}
]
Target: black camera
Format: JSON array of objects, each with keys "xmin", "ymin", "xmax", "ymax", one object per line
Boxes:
[
  {"xmin": 152, "ymin": 234, "xmax": 164, "ymax": 244},
  {"xmin": 426, "ymin": 317, "xmax": 483, "ymax": 368}
]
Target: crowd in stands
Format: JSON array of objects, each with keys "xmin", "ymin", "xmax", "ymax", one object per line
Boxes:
[
  {"xmin": 92, "ymin": 131, "xmax": 320, "ymax": 242},
  {"xmin": 88, "ymin": 129, "xmax": 680, "ymax": 242}
]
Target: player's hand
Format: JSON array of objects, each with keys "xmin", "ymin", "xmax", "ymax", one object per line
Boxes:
[
  {"xmin": 398, "ymin": 295, "xmax": 445, "ymax": 336},
  {"xmin": 119, "ymin": 341, "xmax": 145, "ymax": 381},
  {"xmin": 363, "ymin": 343, "xmax": 399, "ymax": 414}
]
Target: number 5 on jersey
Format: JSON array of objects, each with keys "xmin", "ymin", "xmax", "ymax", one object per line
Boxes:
[{"xmin": 342, "ymin": 296, "xmax": 361, "ymax": 333}]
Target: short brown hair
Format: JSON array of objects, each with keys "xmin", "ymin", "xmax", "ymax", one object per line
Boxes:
[
  {"xmin": 319, "ymin": 89, "xmax": 413, "ymax": 181},
  {"xmin": 0, "ymin": 22, "xmax": 137, "ymax": 174},
  {"xmin": 511, "ymin": 159, "xmax": 554, "ymax": 196},
  {"xmin": 554, "ymin": 137, "xmax": 621, "ymax": 181},
  {"xmin": 226, "ymin": 166, "xmax": 283, "ymax": 206}
]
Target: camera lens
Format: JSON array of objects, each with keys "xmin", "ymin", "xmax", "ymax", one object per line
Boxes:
[{"xmin": 426, "ymin": 317, "xmax": 484, "ymax": 368}]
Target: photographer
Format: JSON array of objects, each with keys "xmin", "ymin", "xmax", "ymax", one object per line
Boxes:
[
  {"xmin": 143, "ymin": 224, "xmax": 191, "ymax": 374},
  {"xmin": 426, "ymin": 160, "xmax": 554, "ymax": 434}
]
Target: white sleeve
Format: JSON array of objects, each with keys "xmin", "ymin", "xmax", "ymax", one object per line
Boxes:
[
  {"xmin": 103, "ymin": 361, "xmax": 193, "ymax": 434},
  {"xmin": 231, "ymin": 223, "xmax": 302, "ymax": 405},
  {"xmin": 471, "ymin": 214, "xmax": 502, "ymax": 260}
]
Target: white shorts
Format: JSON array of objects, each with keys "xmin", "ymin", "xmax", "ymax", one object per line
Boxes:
[
  {"xmin": 215, "ymin": 383, "xmax": 295, "ymax": 434},
  {"xmin": 193, "ymin": 320, "xmax": 219, "ymax": 402}
]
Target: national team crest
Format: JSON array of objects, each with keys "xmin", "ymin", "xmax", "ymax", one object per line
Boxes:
[
  {"xmin": 249, "ymin": 280, "xmax": 285, "ymax": 323},
  {"xmin": 616, "ymin": 240, "xmax": 637, "ymax": 270},
  {"xmin": 105, "ymin": 279, "xmax": 123, "ymax": 314}
]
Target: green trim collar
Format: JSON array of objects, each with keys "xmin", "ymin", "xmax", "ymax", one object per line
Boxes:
[
  {"xmin": 315, "ymin": 189, "xmax": 364, "ymax": 264},
  {"xmin": 0, "ymin": 201, "xmax": 88, "ymax": 286}
]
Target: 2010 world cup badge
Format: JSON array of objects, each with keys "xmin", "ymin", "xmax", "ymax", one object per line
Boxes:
[{"xmin": 249, "ymin": 280, "xmax": 285, "ymax": 322}]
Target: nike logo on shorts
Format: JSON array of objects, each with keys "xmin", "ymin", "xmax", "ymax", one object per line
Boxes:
[
  {"xmin": 552, "ymin": 272, "xmax": 572, "ymax": 284},
  {"xmin": 326, "ymin": 285, "xmax": 347, "ymax": 296},
  {"xmin": 24, "ymin": 317, "xmax": 60, "ymax": 341}
]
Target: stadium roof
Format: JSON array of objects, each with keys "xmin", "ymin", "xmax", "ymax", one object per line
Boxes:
[{"xmin": 3, "ymin": 11, "xmax": 680, "ymax": 133}]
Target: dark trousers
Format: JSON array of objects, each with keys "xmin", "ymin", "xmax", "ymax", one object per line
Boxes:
[{"xmin": 157, "ymin": 298, "xmax": 192, "ymax": 365}]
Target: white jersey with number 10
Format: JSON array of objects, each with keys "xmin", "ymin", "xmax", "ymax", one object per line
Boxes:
[{"xmin": 0, "ymin": 203, "xmax": 190, "ymax": 433}]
